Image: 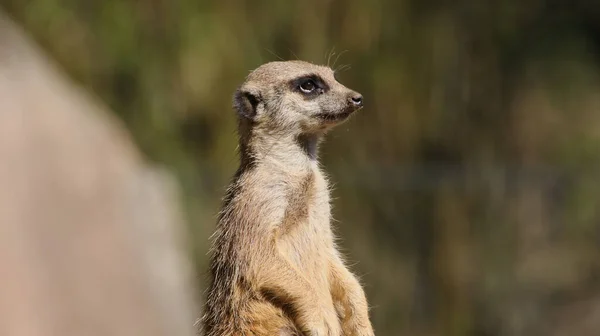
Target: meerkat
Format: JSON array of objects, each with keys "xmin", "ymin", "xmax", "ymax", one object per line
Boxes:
[{"xmin": 202, "ymin": 60, "xmax": 374, "ymax": 336}]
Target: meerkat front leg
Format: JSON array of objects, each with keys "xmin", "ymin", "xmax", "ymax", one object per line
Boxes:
[
  {"xmin": 330, "ymin": 256, "xmax": 374, "ymax": 336},
  {"xmin": 258, "ymin": 251, "xmax": 342, "ymax": 336}
]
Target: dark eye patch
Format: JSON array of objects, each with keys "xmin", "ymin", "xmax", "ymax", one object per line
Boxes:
[{"xmin": 289, "ymin": 74, "xmax": 330, "ymax": 98}]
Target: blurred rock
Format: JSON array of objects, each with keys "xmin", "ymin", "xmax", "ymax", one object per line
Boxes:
[{"xmin": 0, "ymin": 11, "xmax": 198, "ymax": 336}]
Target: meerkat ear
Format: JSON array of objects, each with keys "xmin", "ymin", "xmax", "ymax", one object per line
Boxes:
[{"xmin": 233, "ymin": 88, "xmax": 261, "ymax": 120}]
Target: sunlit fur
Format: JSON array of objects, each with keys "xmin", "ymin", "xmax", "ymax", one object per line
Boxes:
[{"xmin": 202, "ymin": 61, "xmax": 374, "ymax": 336}]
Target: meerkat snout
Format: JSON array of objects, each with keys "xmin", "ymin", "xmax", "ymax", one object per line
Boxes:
[
  {"xmin": 234, "ymin": 60, "xmax": 363, "ymax": 132},
  {"xmin": 349, "ymin": 92, "xmax": 363, "ymax": 107}
]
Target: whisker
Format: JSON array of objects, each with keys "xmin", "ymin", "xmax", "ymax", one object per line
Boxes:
[
  {"xmin": 335, "ymin": 64, "xmax": 352, "ymax": 73},
  {"xmin": 332, "ymin": 49, "xmax": 348, "ymax": 68},
  {"xmin": 326, "ymin": 47, "xmax": 336, "ymax": 67},
  {"xmin": 288, "ymin": 48, "xmax": 300, "ymax": 60},
  {"xmin": 265, "ymin": 48, "xmax": 284, "ymax": 61}
]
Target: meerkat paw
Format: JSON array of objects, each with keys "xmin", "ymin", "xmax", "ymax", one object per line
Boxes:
[
  {"xmin": 355, "ymin": 328, "xmax": 375, "ymax": 336},
  {"xmin": 341, "ymin": 317, "xmax": 374, "ymax": 336},
  {"xmin": 308, "ymin": 324, "xmax": 341, "ymax": 336},
  {"xmin": 306, "ymin": 311, "xmax": 342, "ymax": 336},
  {"xmin": 341, "ymin": 329, "xmax": 374, "ymax": 336}
]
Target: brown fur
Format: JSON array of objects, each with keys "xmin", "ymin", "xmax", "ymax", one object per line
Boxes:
[{"xmin": 202, "ymin": 61, "xmax": 374, "ymax": 336}]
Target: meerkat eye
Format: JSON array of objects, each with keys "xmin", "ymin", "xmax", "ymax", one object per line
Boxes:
[{"xmin": 299, "ymin": 80, "xmax": 316, "ymax": 93}]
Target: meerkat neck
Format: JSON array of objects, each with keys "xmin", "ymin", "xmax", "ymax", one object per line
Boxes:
[
  {"xmin": 297, "ymin": 133, "xmax": 321, "ymax": 160},
  {"xmin": 238, "ymin": 125, "xmax": 322, "ymax": 172}
]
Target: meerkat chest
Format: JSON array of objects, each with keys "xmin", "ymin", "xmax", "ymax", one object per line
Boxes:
[
  {"xmin": 307, "ymin": 170, "xmax": 331, "ymax": 230},
  {"xmin": 278, "ymin": 166, "xmax": 331, "ymax": 229},
  {"xmin": 277, "ymin": 168, "xmax": 333, "ymax": 275}
]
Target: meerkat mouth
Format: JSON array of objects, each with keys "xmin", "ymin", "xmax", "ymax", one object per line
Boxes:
[{"xmin": 315, "ymin": 108, "xmax": 359, "ymax": 122}]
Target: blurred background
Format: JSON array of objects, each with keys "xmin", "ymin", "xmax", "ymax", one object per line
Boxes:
[{"xmin": 3, "ymin": 0, "xmax": 600, "ymax": 335}]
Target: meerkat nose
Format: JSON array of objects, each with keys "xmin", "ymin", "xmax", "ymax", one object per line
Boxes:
[{"xmin": 349, "ymin": 93, "xmax": 363, "ymax": 107}]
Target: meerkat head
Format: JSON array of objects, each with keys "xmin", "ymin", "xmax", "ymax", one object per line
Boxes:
[{"xmin": 233, "ymin": 60, "xmax": 363, "ymax": 135}]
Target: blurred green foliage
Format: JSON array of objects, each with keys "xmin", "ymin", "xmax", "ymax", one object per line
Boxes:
[{"xmin": 4, "ymin": 0, "xmax": 600, "ymax": 335}]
